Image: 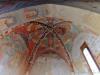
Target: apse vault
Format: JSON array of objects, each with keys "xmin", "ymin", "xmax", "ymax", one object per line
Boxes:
[{"xmin": 0, "ymin": 4, "xmax": 100, "ymax": 75}]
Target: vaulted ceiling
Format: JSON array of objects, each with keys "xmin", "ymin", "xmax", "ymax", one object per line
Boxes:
[{"xmin": 0, "ymin": 2, "xmax": 100, "ymax": 75}]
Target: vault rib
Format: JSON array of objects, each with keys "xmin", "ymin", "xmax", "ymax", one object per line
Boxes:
[{"xmin": 53, "ymin": 30, "xmax": 74, "ymax": 72}]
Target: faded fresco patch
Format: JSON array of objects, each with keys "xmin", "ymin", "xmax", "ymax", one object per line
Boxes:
[{"xmin": 0, "ymin": 17, "xmax": 81, "ymax": 74}]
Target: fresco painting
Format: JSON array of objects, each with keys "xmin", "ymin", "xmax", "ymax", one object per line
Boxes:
[
  {"xmin": 9, "ymin": 17, "xmax": 81, "ymax": 72},
  {"xmin": 23, "ymin": 8, "xmax": 38, "ymax": 20},
  {"xmin": 0, "ymin": 16, "xmax": 99, "ymax": 74},
  {"xmin": 0, "ymin": 4, "xmax": 99, "ymax": 75},
  {"xmin": 0, "ymin": 15, "xmax": 82, "ymax": 74}
]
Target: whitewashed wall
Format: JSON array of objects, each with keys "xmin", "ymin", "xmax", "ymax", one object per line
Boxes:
[{"xmin": 29, "ymin": 55, "xmax": 71, "ymax": 75}]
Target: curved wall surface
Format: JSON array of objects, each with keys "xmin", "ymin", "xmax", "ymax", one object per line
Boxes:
[
  {"xmin": 0, "ymin": 4, "xmax": 100, "ymax": 75},
  {"xmin": 47, "ymin": 4, "xmax": 100, "ymax": 75}
]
